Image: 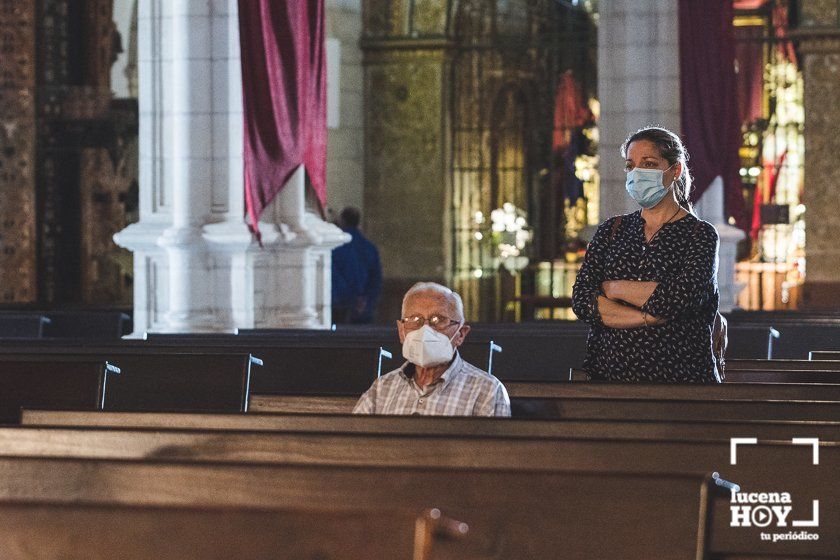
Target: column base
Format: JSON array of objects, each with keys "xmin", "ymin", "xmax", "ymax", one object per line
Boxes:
[{"xmin": 115, "ymin": 216, "xmax": 349, "ymax": 335}]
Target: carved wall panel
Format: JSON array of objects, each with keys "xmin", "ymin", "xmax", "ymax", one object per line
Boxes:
[
  {"xmin": 0, "ymin": 0, "xmax": 37, "ymax": 302},
  {"xmin": 801, "ymin": 37, "xmax": 840, "ymax": 307},
  {"xmin": 364, "ymin": 50, "xmax": 447, "ymax": 279},
  {"xmin": 35, "ymin": 0, "xmax": 133, "ymax": 305},
  {"xmin": 79, "ymin": 146, "xmax": 132, "ymax": 304},
  {"xmin": 362, "ymin": 0, "xmax": 596, "ymax": 320}
]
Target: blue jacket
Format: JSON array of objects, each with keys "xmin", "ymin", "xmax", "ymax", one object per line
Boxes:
[{"xmin": 332, "ymin": 228, "xmax": 382, "ymax": 321}]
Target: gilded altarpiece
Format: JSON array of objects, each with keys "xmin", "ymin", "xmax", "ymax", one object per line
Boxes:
[
  {"xmin": 363, "ymin": 0, "xmax": 595, "ymax": 320},
  {"xmin": 0, "ymin": 0, "xmax": 136, "ymax": 305}
]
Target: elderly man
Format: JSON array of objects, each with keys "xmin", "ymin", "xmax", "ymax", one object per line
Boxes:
[{"xmin": 353, "ymin": 282, "xmax": 511, "ymax": 416}]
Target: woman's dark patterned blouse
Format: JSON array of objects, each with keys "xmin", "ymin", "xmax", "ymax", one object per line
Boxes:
[{"xmin": 572, "ymin": 210, "xmax": 721, "ymax": 383}]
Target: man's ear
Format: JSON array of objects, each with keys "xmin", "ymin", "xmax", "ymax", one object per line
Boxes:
[
  {"xmin": 397, "ymin": 320, "xmax": 406, "ymax": 344},
  {"xmin": 453, "ymin": 324, "xmax": 470, "ymax": 347}
]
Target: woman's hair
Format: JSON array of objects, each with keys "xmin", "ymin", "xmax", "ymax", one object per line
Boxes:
[{"xmin": 620, "ymin": 126, "xmax": 694, "ymax": 213}]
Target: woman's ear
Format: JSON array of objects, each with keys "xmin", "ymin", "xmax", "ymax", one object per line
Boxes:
[{"xmin": 673, "ymin": 162, "xmax": 683, "ymax": 183}]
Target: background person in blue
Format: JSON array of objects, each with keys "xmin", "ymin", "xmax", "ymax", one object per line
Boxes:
[{"xmin": 332, "ymin": 207, "xmax": 382, "ymax": 324}]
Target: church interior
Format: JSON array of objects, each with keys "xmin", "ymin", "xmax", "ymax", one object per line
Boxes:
[{"xmin": 0, "ymin": 0, "xmax": 838, "ymax": 557}]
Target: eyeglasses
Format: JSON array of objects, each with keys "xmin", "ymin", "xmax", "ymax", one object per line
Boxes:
[{"xmin": 400, "ymin": 314, "xmax": 461, "ymax": 332}]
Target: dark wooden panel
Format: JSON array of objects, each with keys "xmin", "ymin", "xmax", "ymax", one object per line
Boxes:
[
  {"xmin": 246, "ymin": 393, "xmax": 840, "ymax": 421},
  {"xmin": 0, "ymin": 350, "xmax": 250, "ymax": 413},
  {"xmin": 0, "ymin": 357, "xmax": 105, "ymax": 422},
  {"xmin": 0, "ymin": 314, "xmax": 47, "ymax": 337},
  {"xmin": 19, "ymin": 409, "xmax": 840, "ymax": 442}
]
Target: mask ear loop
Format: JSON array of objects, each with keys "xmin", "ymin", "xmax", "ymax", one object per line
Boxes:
[{"xmin": 447, "ymin": 322, "xmax": 463, "ymax": 343}]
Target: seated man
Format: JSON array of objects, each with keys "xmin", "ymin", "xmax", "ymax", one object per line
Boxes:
[{"xmin": 353, "ymin": 282, "xmax": 511, "ymax": 416}]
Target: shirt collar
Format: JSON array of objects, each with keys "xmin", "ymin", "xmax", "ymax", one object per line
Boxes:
[{"xmin": 399, "ymin": 351, "xmax": 463, "ymax": 392}]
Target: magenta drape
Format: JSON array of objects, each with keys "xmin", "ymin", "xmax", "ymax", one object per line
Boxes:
[
  {"xmin": 238, "ymin": 0, "xmax": 327, "ymax": 236},
  {"xmin": 679, "ymin": 0, "xmax": 747, "ymax": 231}
]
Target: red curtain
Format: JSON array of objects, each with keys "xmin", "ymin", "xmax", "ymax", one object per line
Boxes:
[
  {"xmin": 552, "ymin": 70, "xmax": 592, "ymax": 152},
  {"xmin": 734, "ymin": 25, "xmax": 764, "ymax": 126},
  {"xmin": 238, "ymin": 0, "xmax": 327, "ymax": 237},
  {"xmin": 679, "ymin": 0, "xmax": 747, "ymax": 231}
]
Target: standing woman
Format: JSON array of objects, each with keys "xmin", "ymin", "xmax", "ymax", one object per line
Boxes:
[{"xmin": 572, "ymin": 126, "xmax": 721, "ymax": 383}]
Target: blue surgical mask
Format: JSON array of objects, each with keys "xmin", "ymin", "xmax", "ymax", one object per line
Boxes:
[{"xmin": 625, "ymin": 165, "xmax": 675, "ymax": 209}]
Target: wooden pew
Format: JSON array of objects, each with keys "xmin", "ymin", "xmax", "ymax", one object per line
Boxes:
[
  {"xmin": 251, "ymin": 394, "xmax": 358, "ymax": 414},
  {"xmin": 725, "ymin": 369, "xmax": 840, "ymax": 383},
  {"xmin": 42, "ymin": 310, "xmax": 130, "ymax": 339},
  {"xmin": 728, "ymin": 320, "xmax": 840, "ymax": 359},
  {"xmin": 810, "ymin": 351, "xmax": 840, "ymax": 361},
  {"xmin": 147, "ymin": 332, "xmax": 573, "ymax": 383},
  {"xmin": 247, "ymin": 393, "xmax": 840, "ymax": 421},
  {"xmin": 0, "ymin": 429, "xmax": 835, "ymax": 557},
  {"xmin": 0, "ymin": 350, "xmax": 257, "ymax": 413},
  {"xmin": 502, "ymin": 380, "xmax": 840, "ymax": 401},
  {"xmin": 573, "ymin": 363, "xmax": 840, "ymax": 383},
  {"xmin": 571, "ymin": 360, "xmax": 840, "ymax": 384},
  {"xmin": 728, "ymin": 310, "xmax": 840, "ymax": 323},
  {"xmin": 728, "ymin": 359, "xmax": 840, "ymax": 371},
  {"xmin": 255, "ymin": 379, "xmax": 840, "ymax": 410},
  {"xmin": 0, "ymin": 313, "xmax": 49, "ymax": 338},
  {"xmin": 0, "ymin": 340, "xmax": 386, "ymax": 396},
  {"xmin": 0, "ymin": 356, "xmax": 113, "ymax": 423},
  {"xmin": 0, "ymin": 454, "xmax": 715, "ymax": 559},
  {"xmin": 20, "ymin": 409, "xmax": 840, "ymax": 442},
  {"xmin": 0, "ymin": 503, "xmax": 474, "ymax": 560},
  {"xmin": 236, "ymin": 322, "xmax": 778, "ymax": 373}
]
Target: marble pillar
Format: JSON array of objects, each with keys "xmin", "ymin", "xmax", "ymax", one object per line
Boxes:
[
  {"xmin": 799, "ymin": 35, "xmax": 840, "ymax": 309},
  {"xmin": 597, "ymin": 0, "xmax": 681, "ymax": 222},
  {"xmin": 115, "ymin": 0, "xmax": 347, "ymax": 335},
  {"xmin": 325, "ymin": 0, "xmax": 365, "ymax": 214},
  {"xmin": 694, "ymin": 177, "xmax": 745, "ymax": 312}
]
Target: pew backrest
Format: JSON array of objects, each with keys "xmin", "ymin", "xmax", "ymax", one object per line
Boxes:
[
  {"xmin": 0, "ymin": 356, "xmax": 113, "ymax": 422},
  {"xmin": 0, "ymin": 429, "xmax": 835, "ymax": 557},
  {"xmin": 0, "ymin": 314, "xmax": 49, "ymax": 338},
  {"xmin": 0, "ymin": 351, "xmax": 255, "ymax": 413},
  {"xmin": 728, "ymin": 359, "xmax": 840, "ymax": 371},
  {"xmin": 810, "ymin": 351, "xmax": 840, "ymax": 361},
  {"xmin": 19, "ymin": 409, "xmax": 840, "ymax": 442},
  {"xmin": 504, "ymin": 380, "xmax": 840, "ymax": 401},
  {"xmin": 247, "ymin": 393, "xmax": 840, "ymax": 421}
]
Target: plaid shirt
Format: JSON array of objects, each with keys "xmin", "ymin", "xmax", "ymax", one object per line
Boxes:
[{"xmin": 353, "ymin": 353, "xmax": 511, "ymax": 417}]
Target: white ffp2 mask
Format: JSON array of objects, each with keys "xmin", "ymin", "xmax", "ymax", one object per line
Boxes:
[{"xmin": 402, "ymin": 325, "xmax": 459, "ymax": 368}]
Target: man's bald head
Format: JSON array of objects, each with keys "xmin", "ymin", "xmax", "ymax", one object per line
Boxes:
[{"xmin": 401, "ymin": 282, "xmax": 465, "ymax": 322}]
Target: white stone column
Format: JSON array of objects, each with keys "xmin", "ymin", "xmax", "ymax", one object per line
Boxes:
[
  {"xmin": 597, "ymin": 0, "xmax": 681, "ymax": 221},
  {"xmin": 694, "ymin": 177, "xmax": 745, "ymax": 312},
  {"xmin": 156, "ymin": 0, "xmax": 217, "ymax": 332},
  {"xmin": 325, "ymin": 0, "xmax": 365, "ymax": 214},
  {"xmin": 116, "ymin": 0, "xmax": 347, "ymax": 335}
]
